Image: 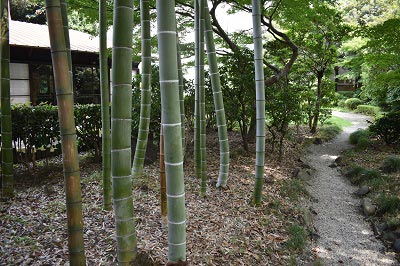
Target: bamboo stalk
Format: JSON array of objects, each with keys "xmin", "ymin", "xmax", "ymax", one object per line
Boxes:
[
  {"xmin": 156, "ymin": 0, "xmax": 186, "ymax": 262},
  {"xmin": 132, "ymin": 0, "xmax": 152, "ymax": 178},
  {"xmin": 0, "ymin": 0, "xmax": 13, "ymax": 199},
  {"xmin": 194, "ymin": 0, "xmax": 201, "ymax": 179},
  {"xmin": 111, "ymin": 0, "xmax": 137, "ymax": 263},
  {"xmin": 252, "ymin": 0, "xmax": 266, "ymax": 206},
  {"xmin": 99, "ymin": 0, "xmax": 112, "ymax": 210},
  {"xmin": 160, "ymin": 126, "xmax": 167, "ymax": 226},
  {"xmin": 45, "ymin": 0, "xmax": 86, "ymax": 263},
  {"xmin": 204, "ymin": 2, "xmax": 230, "ymax": 188},
  {"xmin": 199, "ymin": 0, "xmax": 207, "ymax": 196}
]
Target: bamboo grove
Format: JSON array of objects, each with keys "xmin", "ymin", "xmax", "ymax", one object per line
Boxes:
[{"xmin": 0, "ymin": 0, "xmax": 286, "ymax": 264}]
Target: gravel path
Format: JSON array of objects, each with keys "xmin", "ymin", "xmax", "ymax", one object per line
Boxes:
[{"xmin": 306, "ymin": 111, "xmax": 397, "ymax": 265}]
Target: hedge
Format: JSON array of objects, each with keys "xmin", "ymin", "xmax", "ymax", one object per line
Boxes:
[
  {"xmin": 355, "ymin": 105, "xmax": 381, "ymax": 117},
  {"xmin": 2, "ymin": 103, "xmax": 103, "ymax": 164},
  {"xmin": 344, "ymin": 98, "xmax": 363, "ymax": 110}
]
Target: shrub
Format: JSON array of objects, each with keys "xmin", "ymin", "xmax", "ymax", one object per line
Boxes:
[
  {"xmin": 380, "ymin": 155, "xmax": 400, "ymax": 173},
  {"xmin": 355, "ymin": 105, "xmax": 381, "ymax": 117},
  {"xmin": 337, "ymin": 99, "xmax": 346, "ymax": 108},
  {"xmin": 349, "ymin": 129, "xmax": 370, "ymax": 145},
  {"xmin": 345, "ymin": 98, "xmax": 363, "ymax": 110},
  {"xmin": 369, "ymin": 111, "xmax": 400, "ymax": 145},
  {"xmin": 337, "ymin": 91, "xmax": 354, "ymax": 99},
  {"xmin": 376, "ymin": 193, "xmax": 400, "ymax": 214}
]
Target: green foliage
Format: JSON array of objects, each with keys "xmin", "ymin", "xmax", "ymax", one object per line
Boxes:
[
  {"xmin": 344, "ymin": 98, "xmax": 363, "ymax": 110},
  {"xmin": 337, "ymin": 99, "xmax": 346, "ymax": 108},
  {"xmin": 317, "ymin": 124, "xmax": 342, "ymax": 141},
  {"xmin": 132, "ymin": 66, "xmax": 161, "ymax": 140},
  {"xmin": 349, "ymin": 129, "xmax": 370, "ymax": 145},
  {"xmin": 376, "ymin": 193, "xmax": 400, "ymax": 214},
  {"xmin": 74, "ymin": 104, "xmax": 102, "ymax": 156},
  {"xmin": 380, "ymin": 155, "xmax": 400, "ymax": 173},
  {"xmin": 11, "ymin": 0, "xmax": 46, "ymax": 24},
  {"xmin": 336, "ymin": 91, "xmax": 354, "ymax": 99},
  {"xmin": 369, "ymin": 111, "xmax": 400, "ymax": 145},
  {"xmin": 219, "ymin": 49, "xmax": 255, "ymax": 145},
  {"xmin": 355, "ymin": 105, "xmax": 381, "ymax": 117},
  {"xmin": 286, "ymin": 224, "xmax": 307, "ymax": 251}
]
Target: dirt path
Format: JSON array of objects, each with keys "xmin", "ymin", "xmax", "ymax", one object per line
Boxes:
[{"xmin": 306, "ymin": 111, "xmax": 397, "ymax": 265}]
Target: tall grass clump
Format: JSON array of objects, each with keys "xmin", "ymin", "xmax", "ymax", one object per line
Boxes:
[
  {"xmin": 376, "ymin": 193, "xmax": 400, "ymax": 215},
  {"xmin": 380, "ymin": 155, "xmax": 400, "ymax": 173}
]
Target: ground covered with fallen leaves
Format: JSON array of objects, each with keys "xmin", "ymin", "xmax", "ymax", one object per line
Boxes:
[{"xmin": 0, "ymin": 130, "xmax": 311, "ymax": 265}]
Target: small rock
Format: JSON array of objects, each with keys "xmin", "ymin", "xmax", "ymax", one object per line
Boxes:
[
  {"xmin": 382, "ymin": 232, "xmax": 396, "ymax": 242},
  {"xmin": 335, "ymin": 156, "xmax": 343, "ymax": 164},
  {"xmin": 361, "ymin": 198, "xmax": 376, "ymax": 216},
  {"xmin": 313, "ymin": 138, "xmax": 323, "ymax": 145},
  {"xmin": 377, "ymin": 222, "xmax": 389, "ymax": 233},
  {"xmin": 52, "ymin": 238, "xmax": 63, "ymax": 248},
  {"xmin": 393, "ymin": 239, "xmax": 400, "ymax": 252},
  {"xmin": 297, "ymin": 169, "xmax": 313, "ymax": 181},
  {"xmin": 292, "ymin": 167, "xmax": 301, "ymax": 177},
  {"xmin": 354, "ymin": 186, "xmax": 370, "ymax": 197},
  {"xmin": 329, "ymin": 162, "xmax": 338, "ymax": 168}
]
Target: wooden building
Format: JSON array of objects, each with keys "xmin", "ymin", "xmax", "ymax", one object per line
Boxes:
[{"xmin": 9, "ymin": 20, "xmax": 138, "ymax": 105}]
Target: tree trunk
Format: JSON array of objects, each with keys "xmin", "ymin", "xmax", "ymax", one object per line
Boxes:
[
  {"xmin": 45, "ymin": 0, "xmax": 86, "ymax": 263},
  {"xmin": 204, "ymin": 1, "xmax": 230, "ymax": 188},
  {"xmin": 311, "ymin": 72, "xmax": 323, "ymax": 134},
  {"xmin": 0, "ymin": 0, "xmax": 13, "ymax": 199},
  {"xmin": 156, "ymin": 0, "xmax": 187, "ymax": 262},
  {"xmin": 251, "ymin": 0, "xmax": 266, "ymax": 206},
  {"xmin": 246, "ymin": 113, "xmax": 257, "ymax": 143},
  {"xmin": 111, "ymin": 0, "xmax": 137, "ymax": 263},
  {"xmin": 132, "ymin": 0, "xmax": 152, "ymax": 178},
  {"xmin": 99, "ymin": 0, "xmax": 111, "ymax": 211}
]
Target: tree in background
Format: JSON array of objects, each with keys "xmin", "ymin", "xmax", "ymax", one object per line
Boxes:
[
  {"xmin": 337, "ymin": 0, "xmax": 400, "ymax": 111},
  {"xmin": 1, "ymin": 0, "xmax": 13, "ymax": 199},
  {"xmin": 111, "ymin": 0, "xmax": 137, "ymax": 263},
  {"xmin": 285, "ymin": 1, "xmax": 347, "ymax": 133},
  {"xmin": 45, "ymin": 0, "xmax": 86, "ymax": 263},
  {"xmin": 156, "ymin": 0, "xmax": 187, "ymax": 263}
]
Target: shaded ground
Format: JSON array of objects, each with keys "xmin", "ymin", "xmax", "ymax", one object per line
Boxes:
[
  {"xmin": 305, "ymin": 111, "xmax": 397, "ymax": 265},
  {"xmin": 1, "ymin": 130, "xmax": 309, "ymax": 265}
]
